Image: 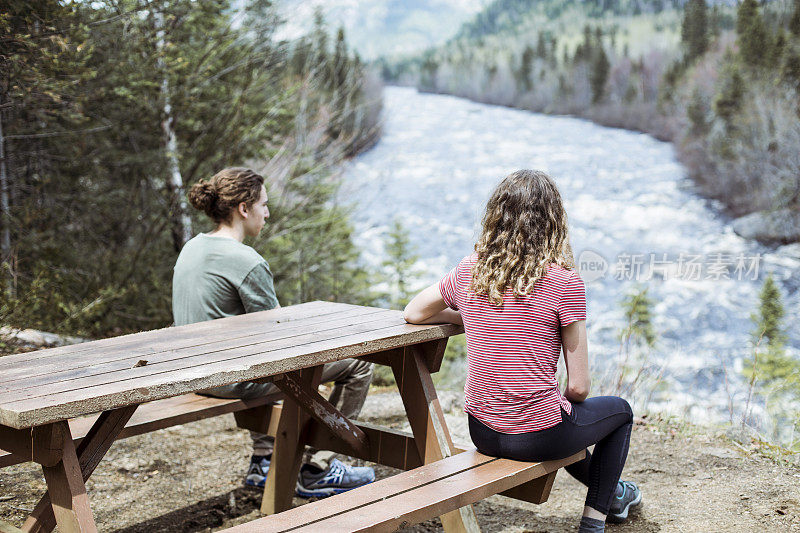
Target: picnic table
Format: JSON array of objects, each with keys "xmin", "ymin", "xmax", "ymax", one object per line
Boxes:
[{"xmin": 0, "ymin": 301, "xmax": 581, "ymax": 533}]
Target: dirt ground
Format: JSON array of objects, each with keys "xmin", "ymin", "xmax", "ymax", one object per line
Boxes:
[{"xmin": 1, "ymin": 390, "xmax": 799, "ymax": 532}]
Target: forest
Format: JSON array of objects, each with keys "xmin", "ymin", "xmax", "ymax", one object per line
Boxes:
[
  {"xmin": 383, "ymin": 0, "xmax": 800, "ymax": 247},
  {"xmin": 0, "ymin": 0, "xmax": 383, "ymax": 338}
]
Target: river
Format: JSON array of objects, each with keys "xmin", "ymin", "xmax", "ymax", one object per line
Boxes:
[{"xmin": 339, "ymin": 86, "xmax": 800, "ymax": 426}]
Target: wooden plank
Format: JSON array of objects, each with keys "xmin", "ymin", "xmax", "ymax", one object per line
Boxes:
[
  {"xmin": 1, "ymin": 394, "xmax": 280, "ymax": 469},
  {"xmin": 0, "ymin": 311, "xmax": 404, "ymax": 405},
  {"xmin": 0, "ymin": 301, "xmax": 346, "ymax": 368},
  {"xmin": 232, "ymin": 403, "xmax": 281, "ymax": 436},
  {"xmin": 230, "ymin": 450, "xmax": 497, "ymax": 532},
  {"xmin": 1, "ymin": 322, "xmax": 461, "ymax": 429},
  {"xmin": 23, "ymin": 422, "xmax": 97, "ymax": 533},
  {"xmin": 0, "ymin": 307, "xmax": 396, "ymax": 392},
  {"xmin": 500, "ymin": 470, "xmax": 557, "ymax": 505},
  {"xmin": 392, "ymin": 342, "xmax": 481, "ymax": 533},
  {"xmin": 0, "ymin": 423, "xmax": 67, "ymax": 467},
  {"xmin": 260, "ymin": 368, "xmax": 321, "ymax": 515},
  {"xmin": 233, "ymin": 402, "xmax": 425, "ymax": 471},
  {"xmin": 222, "ymin": 450, "xmax": 584, "ymax": 533},
  {"xmin": 305, "ymin": 419, "xmax": 424, "ymax": 471},
  {"xmin": 271, "ymin": 372, "xmax": 370, "ymax": 460},
  {"xmin": 287, "ymin": 453, "xmax": 582, "ymax": 533},
  {"xmin": 356, "ymin": 348, "xmax": 403, "ymax": 367}
]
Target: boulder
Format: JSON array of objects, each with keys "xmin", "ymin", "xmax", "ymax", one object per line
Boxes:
[{"xmin": 732, "ymin": 208, "xmax": 800, "ymax": 246}]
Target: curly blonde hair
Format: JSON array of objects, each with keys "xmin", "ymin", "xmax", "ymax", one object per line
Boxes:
[{"xmin": 471, "ymin": 169, "xmax": 575, "ymax": 305}]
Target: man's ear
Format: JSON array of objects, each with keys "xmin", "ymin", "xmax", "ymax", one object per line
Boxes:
[{"xmin": 238, "ymin": 201, "xmax": 249, "ymax": 219}]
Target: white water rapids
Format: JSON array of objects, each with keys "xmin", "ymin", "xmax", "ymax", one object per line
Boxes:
[{"xmin": 339, "ymin": 86, "xmax": 800, "ymax": 426}]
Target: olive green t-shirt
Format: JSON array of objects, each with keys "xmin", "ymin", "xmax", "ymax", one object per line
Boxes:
[{"xmin": 172, "ymin": 233, "xmax": 279, "ymax": 326}]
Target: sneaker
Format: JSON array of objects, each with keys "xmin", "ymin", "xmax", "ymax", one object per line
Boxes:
[
  {"xmin": 607, "ymin": 480, "xmax": 642, "ymax": 523},
  {"xmin": 295, "ymin": 458, "xmax": 375, "ymax": 498},
  {"xmin": 245, "ymin": 455, "xmax": 271, "ymax": 488}
]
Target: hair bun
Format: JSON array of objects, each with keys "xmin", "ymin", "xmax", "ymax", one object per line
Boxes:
[{"xmin": 188, "ymin": 180, "xmax": 218, "ymax": 215}]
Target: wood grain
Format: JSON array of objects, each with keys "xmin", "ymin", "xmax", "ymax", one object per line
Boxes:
[
  {"xmin": 220, "ymin": 450, "xmax": 584, "ymax": 533},
  {"xmin": 1, "ymin": 321, "xmax": 460, "ymax": 429}
]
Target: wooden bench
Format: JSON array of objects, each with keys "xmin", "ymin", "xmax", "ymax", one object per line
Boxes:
[
  {"xmin": 220, "ymin": 449, "xmax": 585, "ymax": 532},
  {"xmin": 0, "ymin": 392, "xmax": 282, "ymax": 469}
]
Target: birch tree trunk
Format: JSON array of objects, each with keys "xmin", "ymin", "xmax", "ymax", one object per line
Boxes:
[
  {"xmin": 0, "ymin": 108, "xmax": 15, "ymax": 297},
  {"xmin": 155, "ymin": 9, "xmax": 192, "ymax": 252}
]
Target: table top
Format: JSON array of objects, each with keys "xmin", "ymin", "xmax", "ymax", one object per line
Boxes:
[{"xmin": 0, "ymin": 301, "xmax": 461, "ymax": 429}]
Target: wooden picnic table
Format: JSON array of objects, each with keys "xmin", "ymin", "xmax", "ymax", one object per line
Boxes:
[{"xmin": 0, "ymin": 301, "xmax": 476, "ymax": 532}]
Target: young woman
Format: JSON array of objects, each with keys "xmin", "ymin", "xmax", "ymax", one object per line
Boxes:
[
  {"xmin": 173, "ymin": 167, "xmax": 374, "ymax": 497},
  {"xmin": 404, "ymin": 170, "xmax": 641, "ymax": 532}
]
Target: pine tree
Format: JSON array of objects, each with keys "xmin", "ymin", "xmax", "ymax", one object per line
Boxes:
[
  {"xmin": 536, "ymin": 33, "xmax": 547, "ymax": 59},
  {"xmin": 687, "ymin": 89, "xmax": 709, "ymax": 136},
  {"xmin": 590, "ymin": 42, "xmax": 610, "ymax": 103},
  {"xmin": 754, "ymin": 274, "xmax": 786, "ymax": 349},
  {"xmin": 782, "ymin": 48, "xmax": 800, "ymax": 90},
  {"xmin": 381, "ymin": 219, "xmax": 420, "ymax": 308},
  {"xmin": 744, "ymin": 274, "xmax": 798, "ymax": 396},
  {"xmin": 517, "ymin": 45, "xmax": 535, "ymax": 92},
  {"xmin": 713, "ymin": 65, "xmax": 744, "ymax": 126},
  {"xmin": 681, "ymin": 0, "xmax": 709, "ymax": 63},
  {"xmin": 621, "ymin": 287, "xmax": 656, "ymax": 349},
  {"xmin": 614, "ymin": 286, "xmax": 657, "ymax": 395},
  {"xmin": 790, "ymin": 0, "xmax": 800, "ymax": 37},
  {"xmin": 736, "ymin": 0, "xmax": 770, "ymax": 68}
]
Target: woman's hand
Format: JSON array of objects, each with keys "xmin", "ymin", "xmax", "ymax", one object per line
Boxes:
[
  {"xmin": 562, "ymin": 320, "xmax": 590, "ymax": 402},
  {"xmin": 403, "ymin": 283, "xmax": 463, "ymax": 325}
]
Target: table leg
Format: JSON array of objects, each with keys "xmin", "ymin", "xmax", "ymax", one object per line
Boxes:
[
  {"xmin": 22, "ymin": 406, "xmax": 138, "ymax": 533},
  {"xmin": 392, "ymin": 342, "xmax": 482, "ymax": 533},
  {"xmin": 20, "ymin": 421, "xmax": 95, "ymax": 533},
  {"xmin": 260, "ymin": 367, "xmax": 322, "ymax": 515}
]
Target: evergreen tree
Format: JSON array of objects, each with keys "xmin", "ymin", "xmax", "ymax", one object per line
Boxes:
[
  {"xmin": 753, "ymin": 274, "xmax": 786, "ymax": 350},
  {"xmin": 681, "ymin": 0, "xmax": 709, "ymax": 63},
  {"xmin": 381, "ymin": 219, "xmax": 420, "ymax": 309},
  {"xmin": 517, "ymin": 45, "xmax": 535, "ymax": 92},
  {"xmin": 614, "ymin": 286, "xmax": 657, "ymax": 395},
  {"xmin": 790, "ymin": 0, "xmax": 800, "ymax": 37},
  {"xmin": 590, "ymin": 41, "xmax": 610, "ymax": 103},
  {"xmin": 536, "ymin": 33, "xmax": 547, "ymax": 59},
  {"xmin": 736, "ymin": 0, "xmax": 770, "ymax": 68},
  {"xmin": 0, "ymin": 1, "xmax": 90, "ymax": 298},
  {"xmin": 687, "ymin": 88, "xmax": 709, "ymax": 136},
  {"xmin": 713, "ymin": 64, "xmax": 744, "ymax": 126},
  {"xmin": 744, "ymin": 274, "xmax": 799, "ymax": 401},
  {"xmin": 621, "ymin": 287, "xmax": 656, "ymax": 349},
  {"xmin": 782, "ymin": 48, "xmax": 800, "ymax": 91},
  {"xmin": 770, "ymin": 31, "xmax": 787, "ymax": 69}
]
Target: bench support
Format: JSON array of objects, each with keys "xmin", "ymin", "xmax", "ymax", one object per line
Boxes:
[
  {"xmin": 22, "ymin": 405, "xmax": 138, "ymax": 533},
  {"xmin": 271, "ymin": 372, "xmax": 370, "ymax": 459},
  {"xmin": 392, "ymin": 342, "xmax": 482, "ymax": 533}
]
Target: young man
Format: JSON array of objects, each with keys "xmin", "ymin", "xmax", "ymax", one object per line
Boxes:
[{"xmin": 173, "ymin": 167, "xmax": 374, "ymax": 497}]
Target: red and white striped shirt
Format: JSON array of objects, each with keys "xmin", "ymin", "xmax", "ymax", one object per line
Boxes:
[{"xmin": 439, "ymin": 254, "xmax": 586, "ymax": 434}]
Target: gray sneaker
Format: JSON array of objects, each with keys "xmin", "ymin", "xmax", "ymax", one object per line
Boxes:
[
  {"xmin": 295, "ymin": 458, "xmax": 375, "ymax": 498},
  {"xmin": 608, "ymin": 480, "xmax": 642, "ymax": 523}
]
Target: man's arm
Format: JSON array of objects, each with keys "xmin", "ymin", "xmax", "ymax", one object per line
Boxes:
[{"xmin": 239, "ymin": 262, "xmax": 280, "ymax": 312}]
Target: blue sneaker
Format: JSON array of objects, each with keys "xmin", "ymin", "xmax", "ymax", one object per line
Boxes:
[
  {"xmin": 608, "ymin": 480, "xmax": 642, "ymax": 523},
  {"xmin": 245, "ymin": 455, "xmax": 271, "ymax": 488},
  {"xmin": 295, "ymin": 458, "xmax": 375, "ymax": 498}
]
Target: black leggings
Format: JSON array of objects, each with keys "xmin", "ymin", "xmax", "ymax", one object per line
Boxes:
[{"xmin": 468, "ymin": 396, "xmax": 633, "ymax": 515}]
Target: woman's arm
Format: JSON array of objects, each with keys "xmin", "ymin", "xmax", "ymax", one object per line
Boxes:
[
  {"xmin": 562, "ymin": 319, "xmax": 590, "ymax": 402},
  {"xmin": 403, "ymin": 283, "xmax": 463, "ymax": 325}
]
